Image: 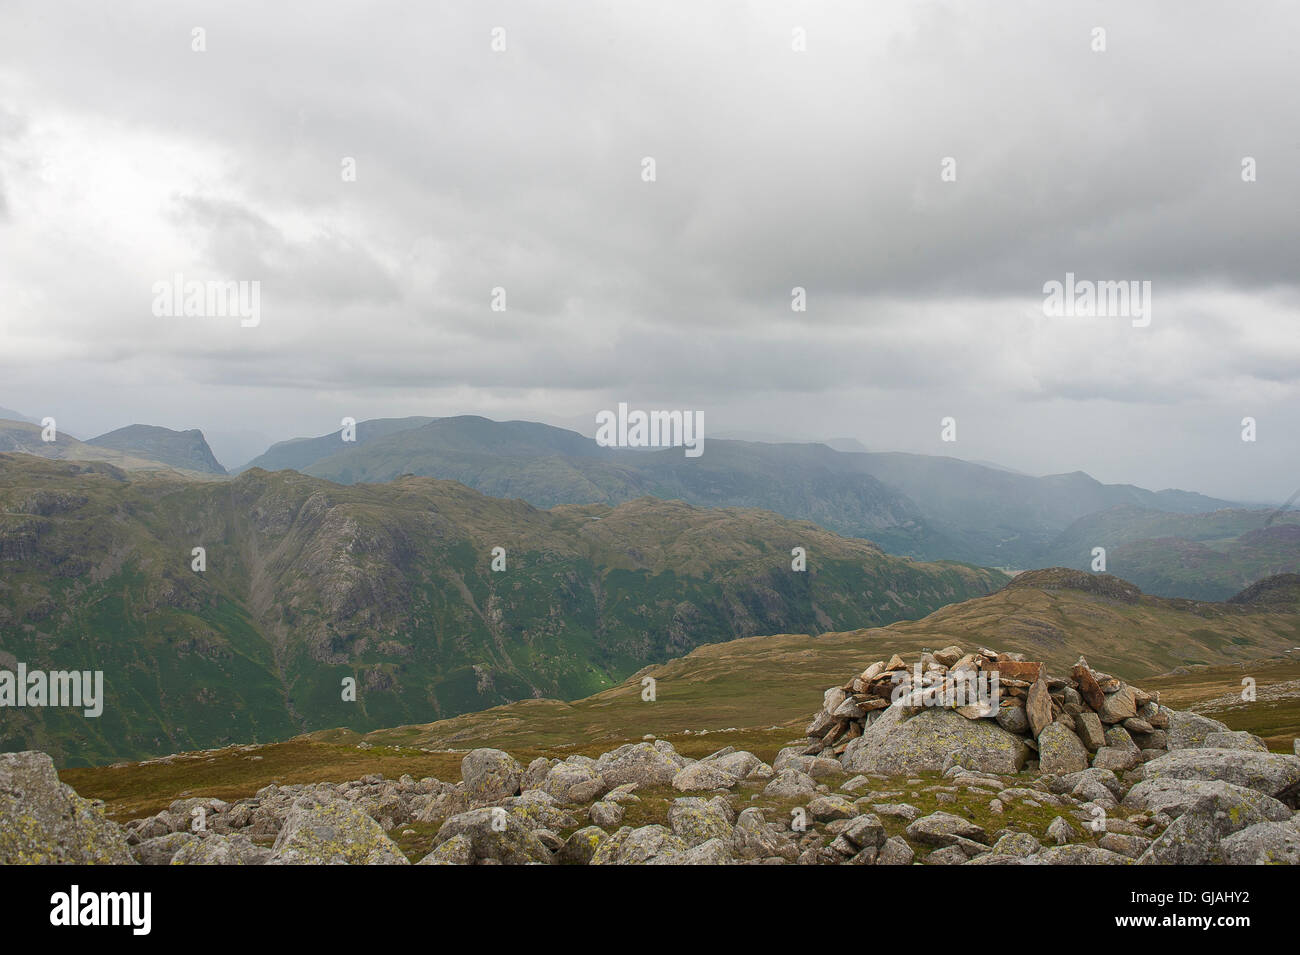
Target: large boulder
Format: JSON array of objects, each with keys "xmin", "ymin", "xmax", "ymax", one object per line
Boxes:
[
  {"xmin": 269, "ymin": 793, "xmax": 409, "ymax": 865},
  {"xmin": 1025, "ymin": 675, "xmax": 1053, "ymax": 736},
  {"xmin": 539, "ymin": 762, "xmax": 606, "ymax": 804},
  {"xmin": 1138, "ymin": 749, "xmax": 1300, "ymax": 806},
  {"xmin": 1057, "ymin": 767, "xmax": 1125, "ymax": 801},
  {"xmin": 905, "ymin": 811, "xmax": 988, "ymax": 847},
  {"xmin": 837, "ymin": 813, "xmax": 887, "ymax": 853},
  {"xmin": 1164, "ymin": 709, "xmax": 1230, "ymax": 749},
  {"xmin": 460, "ymin": 749, "xmax": 522, "ymax": 805},
  {"xmin": 499, "ymin": 790, "xmax": 578, "ymax": 832},
  {"xmin": 1075, "ymin": 712, "xmax": 1106, "ymax": 751},
  {"xmin": 648, "ymin": 837, "xmax": 734, "ymax": 865},
  {"xmin": 557, "ymin": 826, "xmax": 608, "ymax": 865},
  {"xmin": 671, "ymin": 761, "xmax": 737, "ymax": 792},
  {"xmin": 1122, "ymin": 777, "xmax": 1292, "ymax": 823},
  {"xmin": 763, "ymin": 769, "xmax": 817, "ymax": 799},
  {"xmin": 773, "ymin": 750, "xmax": 842, "ymax": 777},
  {"xmin": 132, "ymin": 832, "xmax": 199, "ymax": 865},
  {"xmin": 589, "ymin": 801, "xmax": 623, "ymax": 828},
  {"xmin": 1037, "ymin": 722, "xmax": 1090, "ymax": 774},
  {"xmin": 731, "ymin": 808, "xmax": 799, "ymax": 862},
  {"xmin": 842, "ymin": 707, "xmax": 1029, "ymax": 776},
  {"xmin": 667, "ymin": 797, "xmax": 734, "ymax": 845},
  {"xmin": 172, "ymin": 833, "xmax": 270, "ymax": 865},
  {"xmin": 1219, "ymin": 821, "xmax": 1300, "ymax": 865},
  {"xmin": 1091, "ymin": 746, "xmax": 1141, "ymax": 771},
  {"xmin": 1134, "ymin": 781, "xmax": 1292, "ymax": 865},
  {"xmin": 0, "ymin": 751, "xmax": 134, "ymax": 865},
  {"xmin": 704, "ymin": 750, "xmax": 770, "ymax": 781},
  {"xmin": 1203, "ymin": 731, "xmax": 1268, "ymax": 752},
  {"xmin": 590, "ymin": 825, "xmax": 687, "ymax": 865},
  {"xmin": 595, "ymin": 743, "xmax": 682, "ymax": 788},
  {"xmin": 426, "ymin": 807, "xmax": 552, "ymax": 865},
  {"xmin": 1097, "ymin": 684, "xmax": 1138, "ymax": 724},
  {"xmin": 1029, "ymin": 845, "xmax": 1132, "ymax": 865}
]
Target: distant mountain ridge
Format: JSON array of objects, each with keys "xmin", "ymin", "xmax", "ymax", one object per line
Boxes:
[
  {"xmin": 1039, "ymin": 504, "xmax": 1300, "ymax": 600},
  {"xmin": 242, "ymin": 414, "xmax": 1235, "ymax": 567},
  {"xmin": 0, "ymin": 406, "xmax": 38, "ymax": 425},
  {"xmin": 234, "ymin": 416, "xmax": 439, "ymax": 474},
  {"xmin": 0, "ymin": 418, "xmax": 216, "ymax": 477}
]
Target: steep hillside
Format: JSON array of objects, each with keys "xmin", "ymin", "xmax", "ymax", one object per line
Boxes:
[
  {"xmin": 0, "ymin": 453, "xmax": 1004, "ymax": 765},
  {"xmin": 87, "ymin": 424, "xmax": 227, "ymax": 475},
  {"xmin": 351, "ymin": 569, "xmax": 1300, "ymax": 753},
  {"xmin": 1039, "ymin": 505, "xmax": 1300, "ymax": 599}
]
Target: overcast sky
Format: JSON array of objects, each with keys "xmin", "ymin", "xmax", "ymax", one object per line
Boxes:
[{"xmin": 1, "ymin": 1, "xmax": 1296, "ymax": 500}]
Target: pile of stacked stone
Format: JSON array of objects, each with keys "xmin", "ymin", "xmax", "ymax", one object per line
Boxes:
[{"xmin": 804, "ymin": 645, "xmax": 1176, "ymax": 774}]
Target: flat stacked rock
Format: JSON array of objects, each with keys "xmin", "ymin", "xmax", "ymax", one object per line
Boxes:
[{"xmin": 804, "ymin": 646, "xmax": 1173, "ymax": 776}]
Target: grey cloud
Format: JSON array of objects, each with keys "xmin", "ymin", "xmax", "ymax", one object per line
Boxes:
[{"xmin": 0, "ymin": 0, "xmax": 1296, "ymax": 499}]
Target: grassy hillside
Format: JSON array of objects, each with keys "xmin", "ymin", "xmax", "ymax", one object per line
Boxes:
[
  {"xmin": 1144, "ymin": 656, "xmax": 1300, "ymax": 752},
  {"xmin": 60, "ymin": 570, "xmax": 1300, "ymax": 821},
  {"xmin": 0, "ymin": 453, "xmax": 1004, "ymax": 765},
  {"xmin": 342, "ymin": 568, "xmax": 1300, "ymax": 752}
]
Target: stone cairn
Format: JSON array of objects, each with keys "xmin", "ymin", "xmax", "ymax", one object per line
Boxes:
[{"xmin": 804, "ymin": 645, "xmax": 1170, "ymax": 772}]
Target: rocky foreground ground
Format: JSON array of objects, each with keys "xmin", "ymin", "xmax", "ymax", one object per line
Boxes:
[{"xmin": 3, "ymin": 645, "xmax": 1300, "ymax": 865}]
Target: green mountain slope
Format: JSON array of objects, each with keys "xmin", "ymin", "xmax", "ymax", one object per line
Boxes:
[
  {"xmin": 349, "ymin": 567, "xmax": 1300, "ymax": 753},
  {"xmin": 58, "ymin": 571, "xmax": 1300, "ymax": 820},
  {"xmin": 0, "ymin": 453, "xmax": 1005, "ymax": 765}
]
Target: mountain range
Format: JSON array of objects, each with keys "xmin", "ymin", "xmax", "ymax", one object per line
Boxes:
[
  {"xmin": 4, "ymin": 410, "xmax": 1293, "ymax": 597},
  {"xmin": 239, "ymin": 414, "xmax": 1237, "ymax": 568}
]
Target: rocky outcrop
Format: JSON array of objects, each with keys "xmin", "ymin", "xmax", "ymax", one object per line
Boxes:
[
  {"xmin": 460, "ymin": 748, "xmax": 522, "ymax": 805},
  {"xmin": 1135, "ymin": 748, "xmax": 1300, "ymax": 807},
  {"xmin": 269, "ymin": 792, "xmax": 409, "ymax": 865},
  {"xmin": 6, "ymin": 649, "xmax": 1299, "ymax": 867},
  {"xmin": 423, "ymin": 807, "xmax": 552, "ymax": 865},
  {"xmin": 0, "ymin": 751, "xmax": 133, "ymax": 864},
  {"xmin": 842, "ymin": 707, "xmax": 1029, "ymax": 775}
]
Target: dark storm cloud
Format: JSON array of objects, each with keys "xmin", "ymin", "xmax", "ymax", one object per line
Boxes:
[{"xmin": 0, "ymin": 0, "xmax": 1296, "ymax": 498}]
